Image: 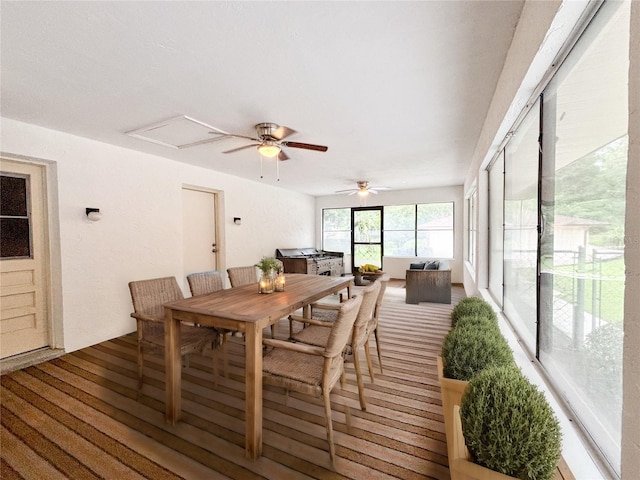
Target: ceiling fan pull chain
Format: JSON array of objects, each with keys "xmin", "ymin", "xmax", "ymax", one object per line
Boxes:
[
  {"xmin": 276, "ymin": 156, "xmax": 280, "ymax": 182},
  {"xmin": 260, "ymin": 153, "xmax": 264, "ymax": 179}
]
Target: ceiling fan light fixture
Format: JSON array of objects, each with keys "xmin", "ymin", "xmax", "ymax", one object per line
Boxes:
[
  {"xmin": 257, "ymin": 141, "xmax": 281, "ymax": 158},
  {"xmin": 357, "ymin": 189, "xmax": 369, "ymax": 197}
]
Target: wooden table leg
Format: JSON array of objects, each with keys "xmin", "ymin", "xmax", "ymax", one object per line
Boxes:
[
  {"xmin": 164, "ymin": 307, "xmax": 182, "ymax": 425},
  {"xmin": 244, "ymin": 322, "xmax": 263, "ymax": 460}
]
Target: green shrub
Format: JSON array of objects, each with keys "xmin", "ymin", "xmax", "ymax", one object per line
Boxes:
[
  {"xmin": 460, "ymin": 366, "xmax": 562, "ymax": 480},
  {"xmin": 451, "ymin": 297, "xmax": 497, "ymax": 327},
  {"xmin": 441, "ymin": 324, "xmax": 514, "ymax": 381},
  {"xmin": 454, "ymin": 313, "xmax": 499, "ymax": 332}
]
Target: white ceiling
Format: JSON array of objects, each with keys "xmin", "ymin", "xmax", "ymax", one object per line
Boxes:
[{"xmin": 1, "ymin": 1, "xmax": 524, "ymax": 197}]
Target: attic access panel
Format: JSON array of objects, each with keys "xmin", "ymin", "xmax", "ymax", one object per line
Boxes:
[{"xmin": 126, "ymin": 115, "xmax": 230, "ymax": 149}]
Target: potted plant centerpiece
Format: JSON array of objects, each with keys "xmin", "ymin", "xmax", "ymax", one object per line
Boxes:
[{"xmin": 256, "ymin": 257, "xmax": 282, "ymax": 294}]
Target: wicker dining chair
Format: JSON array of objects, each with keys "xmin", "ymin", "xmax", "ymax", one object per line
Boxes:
[
  {"xmin": 226, "ymin": 265, "xmax": 258, "ymax": 287},
  {"xmin": 365, "ymin": 275, "xmax": 390, "ymax": 381},
  {"xmin": 262, "ymin": 294, "xmax": 363, "ymax": 469},
  {"xmin": 289, "ymin": 280, "xmax": 381, "ymax": 411},
  {"xmin": 186, "ymin": 270, "xmax": 229, "ymax": 377},
  {"xmin": 128, "ymin": 276, "xmax": 222, "ymax": 399},
  {"xmin": 187, "ymin": 270, "xmax": 224, "ymax": 295}
]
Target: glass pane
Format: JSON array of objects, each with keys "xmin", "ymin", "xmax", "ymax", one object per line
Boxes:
[
  {"xmin": 503, "ymin": 100, "xmax": 540, "ymax": 352},
  {"xmin": 354, "ymin": 244, "xmax": 381, "ymax": 269},
  {"xmin": 417, "ymin": 202, "xmax": 453, "ymax": 227},
  {"xmin": 323, "ymin": 231, "xmax": 351, "ymax": 253},
  {"xmin": 384, "ymin": 205, "xmax": 415, "ymax": 229},
  {"xmin": 323, "ymin": 208, "xmax": 350, "ymax": 231},
  {"xmin": 539, "ymin": 1, "xmax": 628, "ymax": 473},
  {"xmin": 1, "ymin": 218, "xmax": 31, "ymax": 258},
  {"xmin": 353, "ymin": 210, "xmax": 381, "ymax": 243},
  {"xmin": 384, "ymin": 231, "xmax": 415, "ymax": 256},
  {"xmin": 1, "ymin": 175, "xmax": 28, "ymax": 216},
  {"xmin": 417, "ymin": 230, "xmax": 453, "ymax": 258},
  {"xmin": 323, "ymin": 208, "xmax": 351, "ymax": 254},
  {"xmin": 488, "ymin": 154, "xmax": 504, "ymax": 305}
]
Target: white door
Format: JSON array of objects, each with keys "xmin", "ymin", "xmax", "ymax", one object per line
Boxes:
[
  {"xmin": 182, "ymin": 188, "xmax": 218, "ymax": 290},
  {"xmin": 1, "ymin": 159, "xmax": 50, "ymax": 359}
]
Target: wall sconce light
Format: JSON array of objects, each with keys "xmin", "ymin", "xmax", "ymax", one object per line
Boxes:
[
  {"xmin": 233, "ymin": 217, "xmax": 242, "ymax": 225},
  {"xmin": 86, "ymin": 208, "xmax": 102, "ymax": 222}
]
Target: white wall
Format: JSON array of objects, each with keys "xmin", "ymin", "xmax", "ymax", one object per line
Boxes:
[
  {"xmin": 1, "ymin": 118, "xmax": 315, "ymax": 353},
  {"xmin": 315, "ymin": 186, "xmax": 463, "ymax": 282}
]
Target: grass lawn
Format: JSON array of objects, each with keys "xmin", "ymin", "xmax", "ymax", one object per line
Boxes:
[{"xmin": 553, "ymin": 256, "xmax": 625, "ymax": 325}]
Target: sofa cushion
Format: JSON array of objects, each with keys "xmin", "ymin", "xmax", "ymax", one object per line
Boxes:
[
  {"xmin": 425, "ymin": 260, "xmax": 440, "ymax": 270},
  {"xmin": 410, "ymin": 262, "xmax": 426, "ymax": 270}
]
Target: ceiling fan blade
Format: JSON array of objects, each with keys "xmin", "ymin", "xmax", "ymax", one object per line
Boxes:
[
  {"xmin": 282, "ymin": 141, "xmax": 328, "ymax": 152},
  {"xmin": 335, "ymin": 188, "xmax": 357, "ymax": 194},
  {"xmin": 278, "ymin": 150, "xmax": 290, "ymax": 161},
  {"xmin": 272, "ymin": 126, "xmax": 296, "ymax": 141},
  {"xmin": 222, "ymin": 143, "xmax": 259, "ymax": 154},
  {"xmin": 369, "ymin": 189, "xmax": 379, "ymax": 194}
]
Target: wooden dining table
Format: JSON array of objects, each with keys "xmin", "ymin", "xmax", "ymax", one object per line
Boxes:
[{"xmin": 163, "ymin": 273, "xmax": 353, "ymax": 460}]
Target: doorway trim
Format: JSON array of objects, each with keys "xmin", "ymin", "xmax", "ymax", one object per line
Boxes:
[
  {"xmin": 182, "ymin": 184, "xmax": 226, "ymax": 280},
  {"xmin": 0, "ymin": 152, "xmax": 64, "ymax": 368},
  {"xmin": 351, "ymin": 205, "xmax": 384, "ymax": 273}
]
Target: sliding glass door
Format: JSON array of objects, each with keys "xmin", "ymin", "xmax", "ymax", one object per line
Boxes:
[
  {"xmin": 351, "ymin": 207, "xmax": 383, "ymax": 272},
  {"xmin": 539, "ymin": 1, "xmax": 628, "ymax": 470}
]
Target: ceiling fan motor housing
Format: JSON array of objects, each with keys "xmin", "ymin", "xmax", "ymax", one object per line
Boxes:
[{"xmin": 255, "ymin": 122, "xmax": 279, "ymax": 141}]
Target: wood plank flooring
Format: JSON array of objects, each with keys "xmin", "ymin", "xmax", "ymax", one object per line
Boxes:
[{"xmin": 1, "ymin": 281, "xmax": 465, "ymax": 479}]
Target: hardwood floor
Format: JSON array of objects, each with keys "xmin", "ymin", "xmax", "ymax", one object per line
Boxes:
[{"xmin": 1, "ymin": 281, "xmax": 465, "ymax": 480}]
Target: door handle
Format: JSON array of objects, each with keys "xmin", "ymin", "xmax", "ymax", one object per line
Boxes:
[{"xmin": 212, "ymin": 243, "xmax": 217, "ymax": 253}]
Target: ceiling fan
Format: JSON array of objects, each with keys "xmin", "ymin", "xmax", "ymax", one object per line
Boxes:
[
  {"xmin": 336, "ymin": 181, "xmax": 391, "ymax": 196},
  {"xmin": 214, "ymin": 122, "xmax": 328, "ymax": 161}
]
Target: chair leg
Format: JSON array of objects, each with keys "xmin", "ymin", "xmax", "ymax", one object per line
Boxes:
[
  {"xmin": 137, "ymin": 345, "xmax": 144, "ymax": 400},
  {"xmin": 352, "ymin": 349, "xmax": 367, "ymax": 411},
  {"xmin": 322, "ymin": 388, "xmax": 337, "ymax": 469},
  {"xmin": 374, "ymin": 327, "xmax": 384, "ymax": 374},
  {"xmin": 222, "ymin": 333, "xmax": 229, "ymax": 377},
  {"xmin": 364, "ymin": 341, "xmax": 376, "ymax": 383},
  {"xmin": 212, "ymin": 348, "xmax": 219, "ymax": 387}
]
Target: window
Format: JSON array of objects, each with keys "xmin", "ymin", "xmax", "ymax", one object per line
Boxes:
[
  {"xmin": 383, "ymin": 205, "xmax": 416, "ymax": 256},
  {"xmin": 322, "ymin": 208, "xmax": 351, "ymax": 254},
  {"xmin": 417, "ymin": 203, "xmax": 454, "ymax": 258},
  {"xmin": 0, "ymin": 173, "xmax": 32, "ymax": 258},
  {"xmin": 467, "ymin": 187, "xmax": 477, "ymax": 267},
  {"xmin": 538, "ymin": 2, "xmax": 628, "ymax": 472},
  {"xmin": 488, "ymin": 1, "xmax": 629, "ymax": 474},
  {"xmin": 488, "ymin": 153, "xmax": 504, "ymax": 306},
  {"xmin": 504, "ymin": 99, "xmax": 541, "ymax": 353},
  {"xmin": 382, "ymin": 202, "xmax": 454, "ymax": 258}
]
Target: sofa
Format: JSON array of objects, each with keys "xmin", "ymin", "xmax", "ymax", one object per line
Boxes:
[{"xmin": 405, "ymin": 260, "xmax": 451, "ymax": 304}]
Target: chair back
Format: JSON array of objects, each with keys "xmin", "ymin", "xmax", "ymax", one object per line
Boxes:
[
  {"xmin": 227, "ymin": 266, "xmax": 258, "ymax": 287},
  {"xmin": 372, "ymin": 275, "xmax": 390, "ymax": 326},
  {"xmin": 187, "ymin": 270, "xmax": 224, "ymax": 296},
  {"xmin": 352, "ymin": 281, "xmax": 381, "ymax": 346},
  {"xmin": 128, "ymin": 276, "xmax": 184, "ymax": 338},
  {"xmin": 324, "ymin": 295, "xmax": 363, "ymax": 358}
]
